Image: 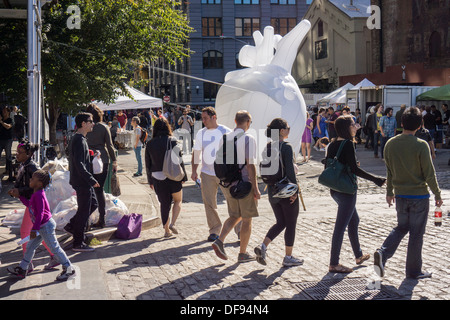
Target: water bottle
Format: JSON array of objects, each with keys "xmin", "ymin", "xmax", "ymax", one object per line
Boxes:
[
  {"xmin": 17, "ymin": 232, "xmax": 39, "ymax": 245},
  {"xmin": 196, "ymin": 178, "xmax": 201, "ymax": 188},
  {"xmin": 434, "ymin": 206, "xmax": 442, "ymax": 227}
]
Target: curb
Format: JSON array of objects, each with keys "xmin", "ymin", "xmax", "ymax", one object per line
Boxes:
[{"xmin": 60, "ymin": 215, "xmax": 161, "ymax": 249}]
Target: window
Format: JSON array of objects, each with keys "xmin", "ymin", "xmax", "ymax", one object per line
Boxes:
[
  {"xmin": 204, "ymin": 82, "xmax": 220, "ymax": 102},
  {"xmin": 429, "ymin": 31, "xmax": 441, "ymax": 58},
  {"xmin": 203, "ymin": 50, "xmax": 223, "ymax": 69},
  {"xmin": 318, "ymin": 20, "xmax": 324, "ymax": 37},
  {"xmin": 271, "ymin": 0, "xmax": 296, "ymax": 4},
  {"xmin": 271, "ymin": 18, "xmax": 297, "ymax": 36},
  {"xmin": 202, "ymin": 18, "xmax": 222, "ymax": 37},
  {"xmin": 235, "ymin": 0, "xmax": 259, "ymax": 4},
  {"xmin": 235, "ymin": 18, "xmax": 260, "ymax": 36},
  {"xmin": 201, "ymin": 0, "xmax": 221, "ymax": 4},
  {"xmin": 315, "ymin": 39, "xmax": 328, "ymax": 60}
]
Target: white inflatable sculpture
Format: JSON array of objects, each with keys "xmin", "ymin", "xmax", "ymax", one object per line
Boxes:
[{"xmin": 216, "ymin": 20, "xmax": 311, "ymax": 156}]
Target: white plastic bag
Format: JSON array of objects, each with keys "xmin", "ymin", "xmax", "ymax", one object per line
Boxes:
[
  {"xmin": 2, "ymin": 209, "xmax": 25, "ymax": 228},
  {"xmin": 92, "ymin": 153, "xmax": 103, "ymax": 174},
  {"xmin": 45, "ymin": 170, "xmax": 76, "ymax": 212}
]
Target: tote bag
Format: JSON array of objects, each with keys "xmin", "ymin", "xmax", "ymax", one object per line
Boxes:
[
  {"xmin": 318, "ymin": 140, "xmax": 357, "ymax": 195},
  {"xmin": 162, "ymin": 137, "xmax": 185, "ymax": 181},
  {"xmin": 115, "ymin": 213, "xmax": 142, "ymax": 240}
]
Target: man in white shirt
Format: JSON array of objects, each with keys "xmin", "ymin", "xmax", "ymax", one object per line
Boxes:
[{"xmin": 191, "ymin": 107, "xmax": 240, "ymax": 241}]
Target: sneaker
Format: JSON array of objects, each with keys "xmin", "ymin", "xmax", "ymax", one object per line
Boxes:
[
  {"xmin": 27, "ymin": 262, "xmax": 34, "ymax": 274},
  {"xmin": 133, "ymin": 173, "xmax": 142, "ymax": 177},
  {"xmin": 374, "ymin": 249, "xmax": 384, "ymax": 277},
  {"xmin": 237, "ymin": 252, "xmax": 256, "ymax": 263},
  {"xmin": 7, "ymin": 265, "xmax": 27, "ymax": 279},
  {"xmin": 282, "ymin": 256, "xmax": 304, "ymax": 267},
  {"xmin": 56, "ymin": 266, "xmax": 76, "ymax": 281},
  {"xmin": 408, "ymin": 271, "xmax": 432, "ymax": 280},
  {"xmin": 72, "ymin": 243, "xmax": 95, "ymax": 252},
  {"xmin": 212, "ymin": 239, "xmax": 228, "ymax": 260},
  {"xmin": 207, "ymin": 233, "xmax": 219, "ymax": 242},
  {"xmin": 44, "ymin": 256, "xmax": 61, "ymax": 270},
  {"xmin": 254, "ymin": 245, "xmax": 267, "ymax": 266}
]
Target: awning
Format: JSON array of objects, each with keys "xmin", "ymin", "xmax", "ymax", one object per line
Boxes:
[
  {"xmin": 416, "ymin": 84, "xmax": 450, "ymax": 101},
  {"xmin": 94, "ymin": 85, "xmax": 163, "ymax": 111},
  {"xmin": 317, "ymin": 83, "xmax": 354, "ymax": 104}
]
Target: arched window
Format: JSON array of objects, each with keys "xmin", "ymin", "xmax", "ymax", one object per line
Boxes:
[
  {"xmin": 203, "ymin": 50, "xmax": 223, "ymax": 69},
  {"xmin": 429, "ymin": 31, "xmax": 441, "ymax": 58}
]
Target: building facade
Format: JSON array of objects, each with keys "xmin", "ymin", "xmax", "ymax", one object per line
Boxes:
[
  {"xmin": 341, "ymin": 0, "xmax": 450, "ymax": 86},
  {"xmin": 292, "ymin": 0, "xmax": 372, "ymax": 93},
  {"xmin": 149, "ymin": 0, "xmax": 310, "ymax": 106}
]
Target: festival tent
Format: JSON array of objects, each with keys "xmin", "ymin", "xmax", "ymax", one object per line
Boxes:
[
  {"xmin": 350, "ymin": 78, "xmax": 376, "ymax": 90},
  {"xmin": 416, "ymin": 84, "xmax": 450, "ymax": 101},
  {"xmin": 317, "ymin": 83, "xmax": 354, "ymax": 105},
  {"xmin": 95, "ymin": 84, "xmax": 163, "ymax": 111}
]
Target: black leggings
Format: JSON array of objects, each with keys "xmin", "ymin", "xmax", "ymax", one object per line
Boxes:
[{"xmin": 266, "ymin": 197, "xmax": 299, "ymax": 247}]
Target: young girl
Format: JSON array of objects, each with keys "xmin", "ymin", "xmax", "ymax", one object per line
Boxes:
[
  {"xmin": 7, "ymin": 170, "xmax": 76, "ymax": 281},
  {"xmin": 8, "ymin": 140, "xmax": 58, "ymax": 271}
]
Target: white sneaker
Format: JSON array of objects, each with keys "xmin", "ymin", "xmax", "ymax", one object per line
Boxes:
[{"xmin": 282, "ymin": 256, "xmax": 304, "ymax": 267}]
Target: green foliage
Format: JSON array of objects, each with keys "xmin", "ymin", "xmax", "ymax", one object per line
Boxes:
[{"xmin": 0, "ymin": 0, "xmax": 192, "ymax": 141}]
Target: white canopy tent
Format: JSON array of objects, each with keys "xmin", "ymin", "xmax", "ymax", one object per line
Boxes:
[
  {"xmin": 95, "ymin": 85, "xmax": 163, "ymax": 111},
  {"xmin": 350, "ymin": 78, "xmax": 376, "ymax": 90},
  {"xmin": 317, "ymin": 83, "xmax": 354, "ymax": 105}
]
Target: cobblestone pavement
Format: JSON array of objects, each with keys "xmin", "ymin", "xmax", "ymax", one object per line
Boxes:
[{"xmin": 1, "ymin": 143, "xmax": 449, "ymax": 302}]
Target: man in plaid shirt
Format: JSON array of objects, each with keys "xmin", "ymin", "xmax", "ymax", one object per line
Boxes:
[{"xmin": 379, "ymin": 107, "xmax": 397, "ymax": 159}]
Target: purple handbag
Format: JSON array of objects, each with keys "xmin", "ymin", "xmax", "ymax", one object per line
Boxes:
[{"xmin": 115, "ymin": 213, "xmax": 143, "ymax": 240}]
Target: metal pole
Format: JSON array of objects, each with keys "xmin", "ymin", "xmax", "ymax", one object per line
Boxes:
[{"xmin": 27, "ymin": 0, "xmax": 41, "ymax": 161}]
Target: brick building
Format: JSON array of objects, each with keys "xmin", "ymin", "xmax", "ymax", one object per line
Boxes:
[{"xmin": 341, "ymin": 0, "xmax": 450, "ymax": 86}]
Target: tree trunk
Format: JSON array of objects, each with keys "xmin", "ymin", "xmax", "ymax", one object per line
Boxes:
[{"xmin": 45, "ymin": 99, "xmax": 60, "ymax": 145}]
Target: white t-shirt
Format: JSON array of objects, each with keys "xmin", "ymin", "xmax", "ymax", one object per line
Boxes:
[
  {"xmin": 193, "ymin": 124, "xmax": 231, "ymax": 176},
  {"xmin": 134, "ymin": 127, "xmax": 143, "ymax": 147}
]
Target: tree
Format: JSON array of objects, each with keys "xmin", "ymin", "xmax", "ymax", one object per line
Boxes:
[{"xmin": 0, "ymin": 0, "xmax": 193, "ymax": 143}]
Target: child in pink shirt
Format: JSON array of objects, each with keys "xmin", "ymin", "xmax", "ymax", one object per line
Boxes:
[{"xmin": 7, "ymin": 170, "xmax": 76, "ymax": 281}]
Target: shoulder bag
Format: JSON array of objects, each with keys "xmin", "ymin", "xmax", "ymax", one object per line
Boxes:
[{"xmin": 318, "ymin": 140, "xmax": 357, "ymax": 194}]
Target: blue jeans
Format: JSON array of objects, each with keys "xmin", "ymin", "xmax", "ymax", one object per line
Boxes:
[
  {"xmin": 379, "ymin": 197, "xmax": 429, "ymax": 278},
  {"xmin": 373, "ymin": 131, "xmax": 381, "ymax": 156},
  {"xmin": 380, "ymin": 136, "xmax": 393, "ymax": 159},
  {"xmin": 20, "ymin": 218, "xmax": 72, "ymax": 270},
  {"xmin": 134, "ymin": 146, "xmax": 142, "ymax": 174},
  {"xmin": 330, "ymin": 190, "xmax": 363, "ymax": 266}
]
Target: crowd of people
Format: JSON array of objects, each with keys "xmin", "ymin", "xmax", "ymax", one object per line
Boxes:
[{"xmin": 1, "ymin": 101, "xmax": 446, "ymax": 283}]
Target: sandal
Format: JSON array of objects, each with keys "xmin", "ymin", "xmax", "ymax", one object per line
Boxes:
[
  {"xmin": 356, "ymin": 253, "xmax": 370, "ymax": 265},
  {"xmin": 329, "ymin": 264, "xmax": 353, "ymax": 273},
  {"xmin": 164, "ymin": 231, "xmax": 174, "ymax": 238}
]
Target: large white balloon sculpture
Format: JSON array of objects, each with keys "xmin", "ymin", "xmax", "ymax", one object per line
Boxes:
[{"xmin": 215, "ymin": 20, "xmax": 311, "ymax": 156}]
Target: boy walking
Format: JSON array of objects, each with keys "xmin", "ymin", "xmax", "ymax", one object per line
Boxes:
[
  {"xmin": 65, "ymin": 112, "xmax": 99, "ymax": 252},
  {"xmin": 374, "ymin": 107, "xmax": 443, "ymax": 279}
]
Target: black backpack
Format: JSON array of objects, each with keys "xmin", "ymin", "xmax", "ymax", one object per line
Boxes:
[
  {"xmin": 214, "ymin": 133, "xmax": 246, "ymax": 188},
  {"xmin": 260, "ymin": 141, "xmax": 285, "ymax": 185},
  {"xmin": 139, "ymin": 126, "xmax": 148, "ymax": 146}
]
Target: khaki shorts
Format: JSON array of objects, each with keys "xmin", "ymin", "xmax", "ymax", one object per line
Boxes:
[{"xmin": 221, "ymin": 185, "xmax": 259, "ymax": 219}]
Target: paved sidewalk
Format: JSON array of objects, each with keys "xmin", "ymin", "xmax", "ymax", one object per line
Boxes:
[{"xmin": 0, "ymin": 143, "xmax": 449, "ymax": 301}]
